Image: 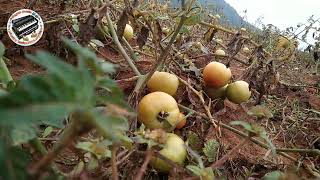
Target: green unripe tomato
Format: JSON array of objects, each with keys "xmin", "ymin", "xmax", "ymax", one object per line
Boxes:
[
  {"xmin": 226, "ymin": 81, "xmax": 251, "ymax": 104},
  {"xmin": 206, "ymin": 84, "xmax": 228, "ymax": 99},
  {"xmin": 150, "ymin": 133, "xmax": 187, "ymax": 172}
]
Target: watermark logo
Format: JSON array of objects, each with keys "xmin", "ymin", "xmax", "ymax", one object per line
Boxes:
[{"xmin": 7, "ymin": 9, "xmax": 44, "ymax": 46}]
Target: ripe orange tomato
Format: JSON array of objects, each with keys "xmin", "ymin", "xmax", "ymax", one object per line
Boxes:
[
  {"xmin": 147, "ymin": 71, "xmax": 179, "ymax": 96},
  {"xmin": 138, "ymin": 92, "xmax": 180, "ymax": 131},
  {"xmin": 175, "ymin": 113, "xmax": 186, "ymax": 129},
  {"xmin": 203, "ymin": 61, "xmax": 232, "ymax": 88}
]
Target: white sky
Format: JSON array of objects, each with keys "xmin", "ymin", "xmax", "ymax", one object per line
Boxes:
[
  {"xmin": 224, "ymin": 0, "xmax": 320, "ymax": 47},
  {"xmin": 224, "ymin": 0, "xmax": 320, "ymax": 29}
]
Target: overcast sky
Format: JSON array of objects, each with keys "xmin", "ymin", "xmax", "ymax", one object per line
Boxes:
[
  {"xmin": 224, "ymin": 0, "xmax": 320, "ymax": 29},
  {"xmin": 224, "ymin": 0, "xmax": 320, "ymax": 47}
]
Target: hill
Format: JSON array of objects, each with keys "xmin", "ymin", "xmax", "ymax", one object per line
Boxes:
[{"xmin": 167, "ymin": 0, "xmax": 252, "ymax": 28}]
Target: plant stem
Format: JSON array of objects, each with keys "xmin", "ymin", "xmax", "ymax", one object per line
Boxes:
[
  {"xmin": 122, "ymin": 37, "xmax": 138, "ymax": 62},
  {"xmin": 211, "ymin": 137, "xmax": 250, "ymax": 168},
  {"xmin": 276, "ymin": 148, "xmax": 320, "ymax": 156},
  {"xmin": 130, "ymin": 14, "xmax": 187, "ymax": 97},
  {"xmin": 177, "ymin": 104, "xmax": 300, "ymax": 162},
  {"xmin": 134, "ymin": 148, "xmax": 152, "ymax": 180},
  {"xmin": 106, "ymin": 12, "xmax": 141, "ymax": 76},
  {"xmin": 29, "ymin": 112, "xmax": 91, "ymax": 176},
  {"xmin": 111, "ymin": 144, "xmax": 119, "ymax": 180}
]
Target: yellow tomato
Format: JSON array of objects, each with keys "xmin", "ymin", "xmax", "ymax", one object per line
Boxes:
[
  {"xmin": 123, "ymin": 24, "xmax": 134, "ymax": 41},
  {"xmin": 138, "ymin": 92, "xmax": 180, "ymax": 131},
  {"xmin": 147, "ymin": 71, "xmax": 179, "ymax": 96},
  {"xmin": 214, "ymin": 49, "xmax": 226, "ymax": 56}
]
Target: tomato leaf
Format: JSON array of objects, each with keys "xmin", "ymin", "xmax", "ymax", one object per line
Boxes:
[
  {"xmin": 42, "ymin": 126, "xmax": 54, "ymax": 138},
  {"xmin": 186, "ymin": 165, "xmax": 202, "ymax": 176},
  {"xmin": 0, "ymin": 140, "xmax": 31, "ymax": 180},
  {"xmin": 203, "ymin": 139, "xmax": 219, "ymax": 162}
]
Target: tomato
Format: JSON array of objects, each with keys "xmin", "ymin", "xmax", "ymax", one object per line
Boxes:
[
  {"xmin": 150, "ymin": 133, "xmax": 187, "ymax": 172},
  {"xmin": 214, "ymin": 49, "xmax": 226, "ymax": 56},
  {"xmin": 123, "ymin": 24, "xmax": 134, "ymax": 41},
  {"xmin": 175, "ymin": 113, "xmax": 186, "ymax": 129},
  {"xmin": 138, "ymin": 92, "xmax": 180, "ymax": 131},
  {"xmin": 276, "ymin": 36, "xmax": 290, "ymax": 50},
  {"xmin": 147, "ymin": 71, "xmax": 179, "ymax": 96},
  {"xmin": 206, "ymin": 84, "xmax": 228, "ymax": 99},
  {"xmin": 226, "ymin": 81, "xmax": 251, "ymax": 104},
  {"xmin": 203, "ymin": 62, "xmax": 232, "ymax": 88}
]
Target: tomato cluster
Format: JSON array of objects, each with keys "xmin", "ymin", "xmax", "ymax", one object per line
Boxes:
[
  {"xmin": 137, "ymin": 59, "xmax": 251, "ymax": 174},
  {"xmin": 203, "ymin": 61, "xmax": 251, "ymax": 104}
]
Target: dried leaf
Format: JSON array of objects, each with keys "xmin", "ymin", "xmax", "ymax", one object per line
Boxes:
[
  {"xmin": 247, "ymin": 105, "xmax": 273, "ymax": 119},
  {"xmin": 137, "ymin": 26, "xmax": 149, "ymax": 49},
  {"xmin": 116, "ymin": 10, "xmax": 129, "ymax": 40},
  {"xmin": 79, "ymin": 9, "xmax": 98, "ymax": 46},
  {"xmin": 204, "ymin": 28, "xmax": 217, "ymax": 43}
]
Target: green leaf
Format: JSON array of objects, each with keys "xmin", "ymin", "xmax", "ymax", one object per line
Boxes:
[
  {"xmin": 91, "ymin": 110, "xmax": 129, "ymax": 142},
  {"xmin": 0, "ymin": 42, "xmax": 4, "ymax": 57},
  {"xmin": 203, "ymin": 139, "xmax": 219, "ymax": 162},
  {"xmin": 10, "ymin": 124, "xmax": 37, "ymax": 146},
  {"xmin": 186, "ymin": 165, "xmax": 202, "ymax": 176},
  {"xmin": 0, "ymin": 49, "xmax": 96, "ymax": 144},
  {"xmin": 187, "ymin": 131, "xmax": 203, "ymax": 151},
  {"xmin": 259, "ymin": 130, "xmax": 276, "ymax": 156},
  {"xmin": 230, "ymin": 121, "xmax": 253, "ymax": 132},
  {"xmin": 184, "ymin": 13, "xmax": 202, "ymax": 26},
  {"xmin": 96, "ymin": 77, "xmax": 126, "ymax": 106},
  {"xmin": 247, "ymin": 105, "xmax": 273, "ymax": 119},
  {"xmin": 42, "ymin": 126, "xmax": 54, "ymax": 138},
  {"xmin": 0, "ymin": 141, "xmax": 31, "ymax": 180},
  {"xmin": 68, "ymin": 161, "xmax": 85, "ymax": 177},
  {"xmin": 76, "ymin": 141, "xmax": 111, "ymax": 159},
  {"xmin": 261, "ymin": 171, "xmax": 284, "ymax": 180},
  {"xmin": 202, "ymin": 167, "xmax": 215, "ymax": 180},
  {"xmin": 90, "ymin": 39, "xmax": 104, "ymax": 47},
  {"xmin": 62, "ymin": 38, "xmax": 116, "ymax": 75}
]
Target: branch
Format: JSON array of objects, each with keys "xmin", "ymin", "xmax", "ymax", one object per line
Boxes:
[
  {"xmin": 134, "ymin": 149, "xmax": 152, "ymax": 180},
  {"xmin": 106, "ymin": 12, "xmax": 141, "ymax": 76},
  {"xmin": 111, "ymin": 144, "xmax": 119, "ymax": 180},
  {"xmin": 199, "ymin": 21, "xmax": 272, "ymax": 57},
  {"xmin": 211, "ymin": 137, "xmax": 250, "ymax": 168},
  {"xmin": 176, "ymin": 76, "xmax": 218, "ymax": 128},
  {"xmin": 130, "ymin": 14, "xmax": 187, "ymax": 97},
  {"xmin": 177, "ymin": 104, "xmax": 300, "ymax": 162}
]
